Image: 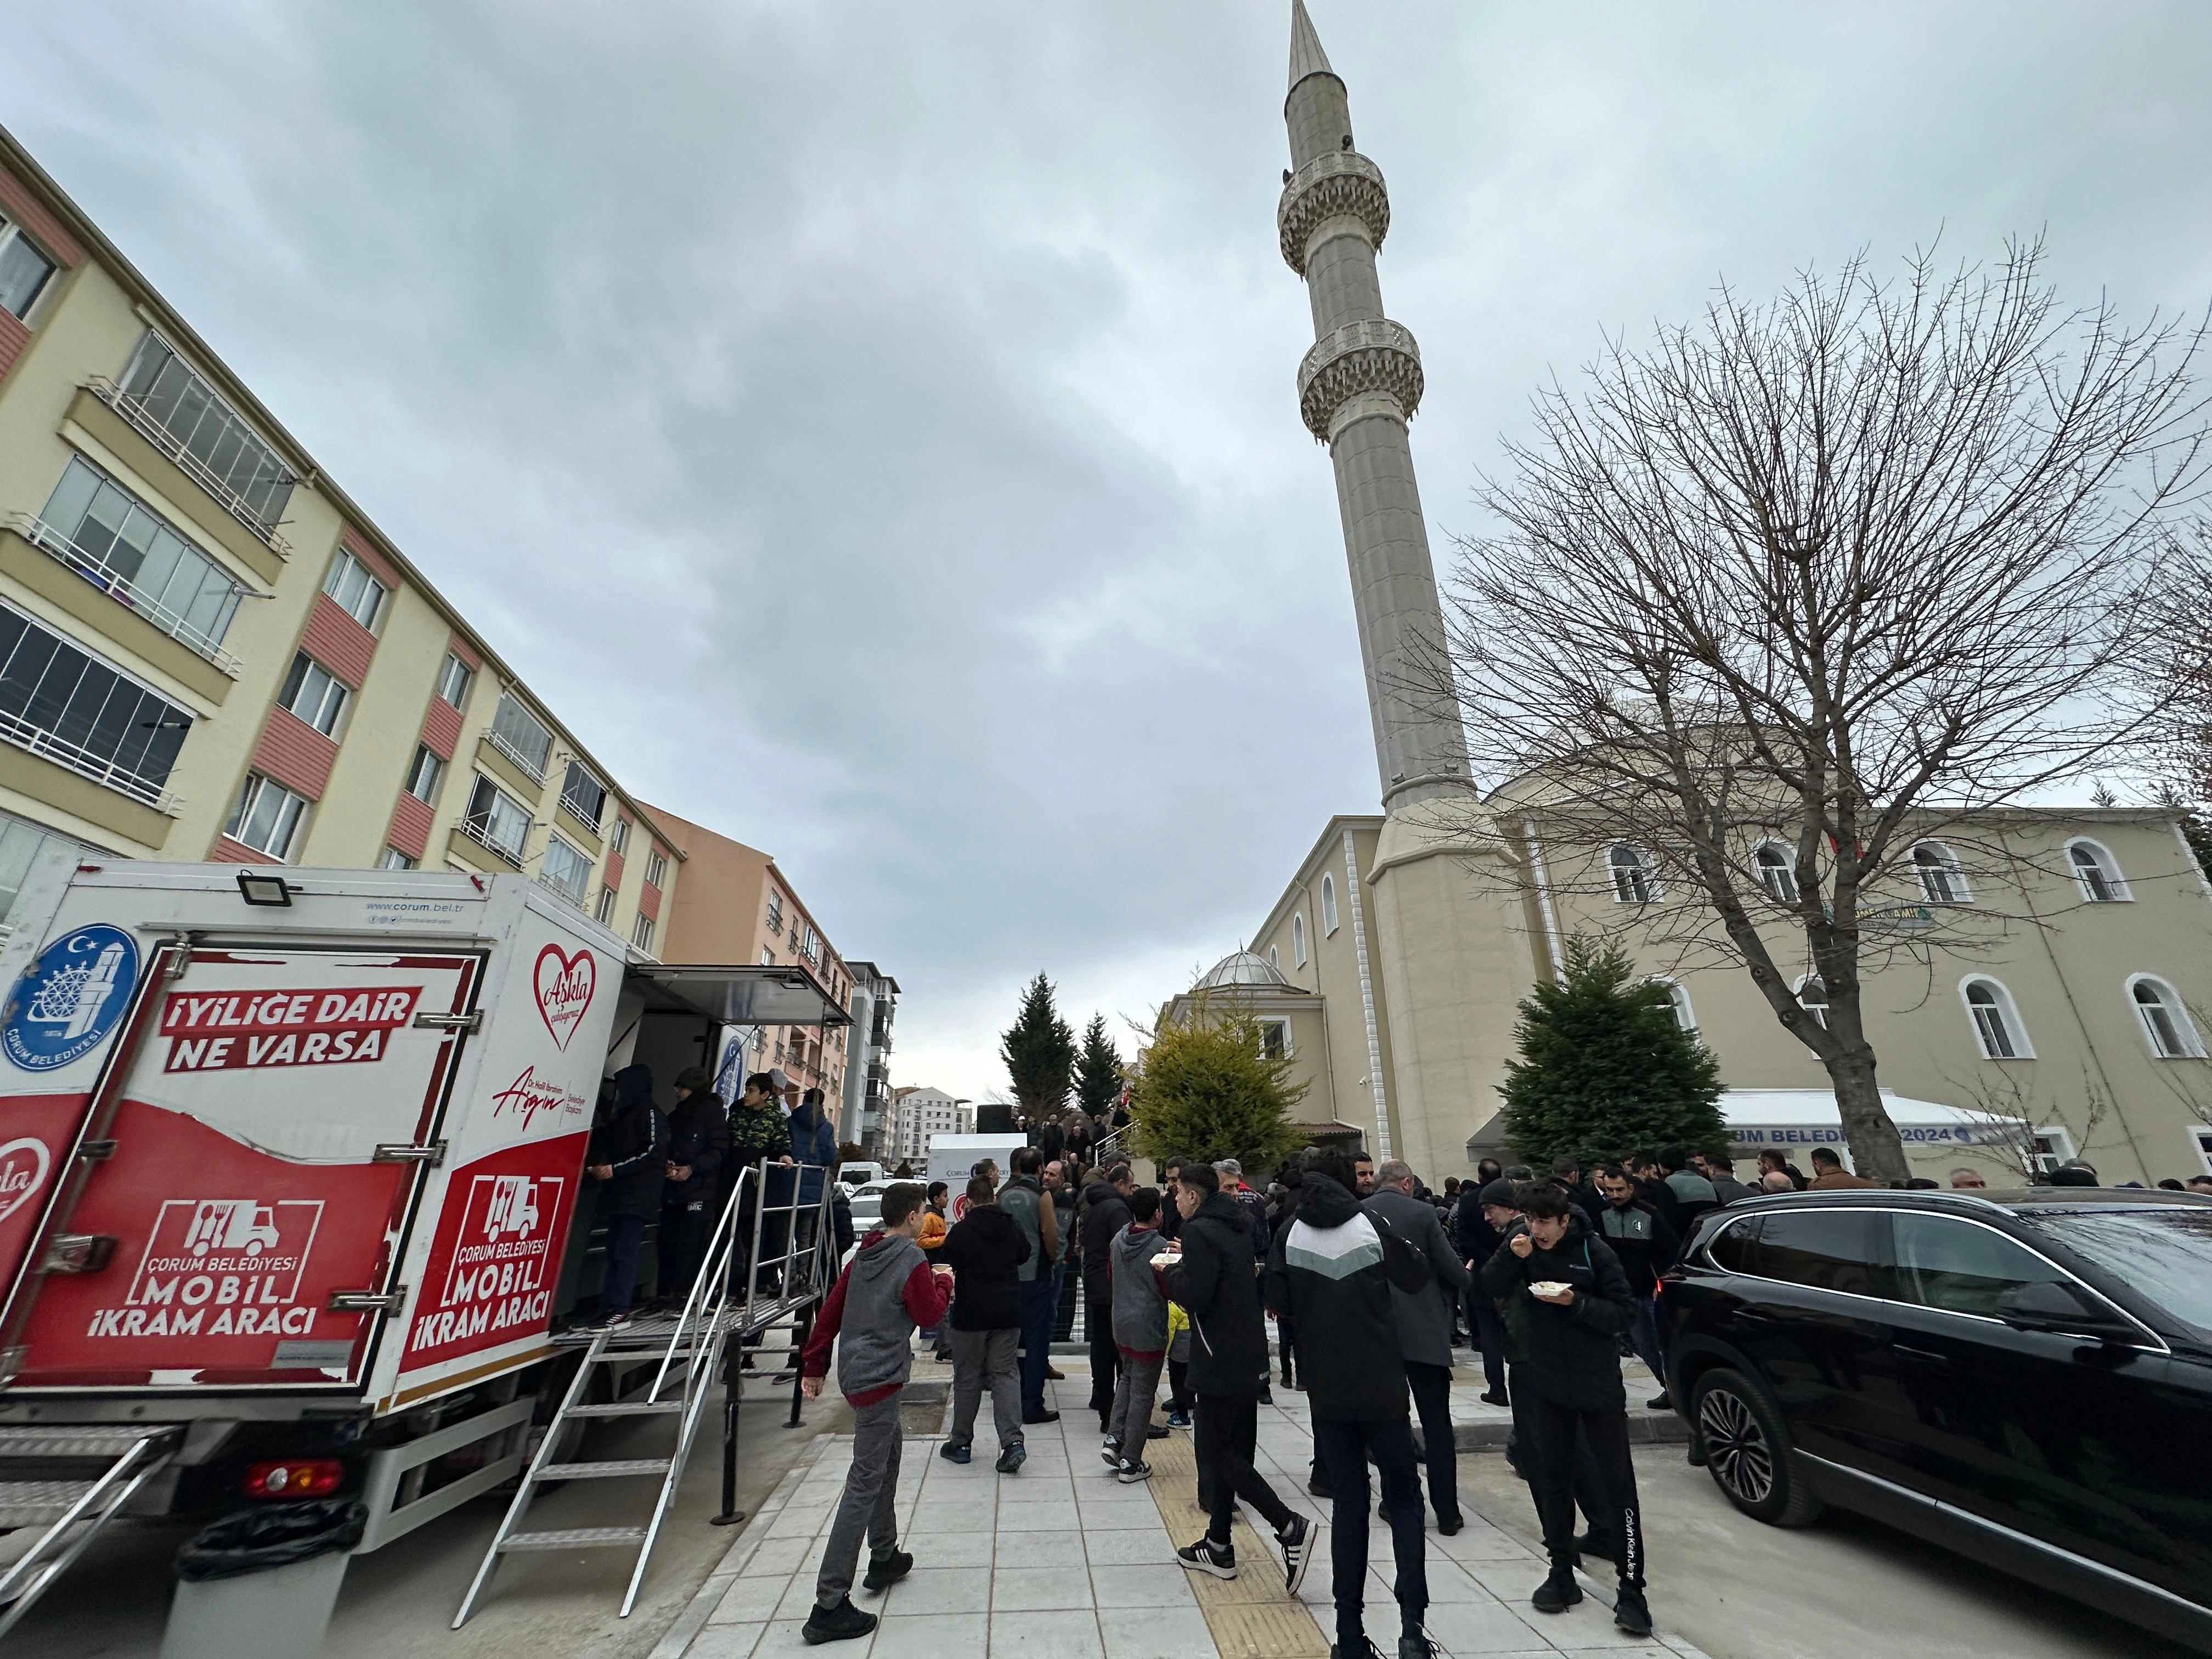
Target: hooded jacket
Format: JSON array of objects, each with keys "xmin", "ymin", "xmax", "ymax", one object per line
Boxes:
[
  {"xmin": 787, "ymin": 1101, "xmax": 837, "ymax": 1204},
  {"xmin": 1480, "ymin": 1209, "xmax": 1637, "ymax": 1410},
  {"xmin": 726, "ymin": 1100, "xmax": 793, "ymax": 1177},
  {"xmin": 940, "ymin": 1203, "xmax": 1031, "ymax": 1330},
  {"xmin": 1079, "ymin": 1177, "xmax": 1133, "ymax": 1295},
  {"xmin": 1267, "ymin": 1173, "xmax": 1430, "ymax": 1421},
  {"xmin": 801, "ymin": 1228, "xmax": 949, "ymax": 1405},
  {"xmin": 1108, "ymin": 1221, "xmax": 1170, "ymax": 1359},
  {"xmin": 664, "ymin": 1090, "xmax": 731, "ymax": 1204},
  {"xmin": 999, "ymin": 1174, "xmax": 1053, "ymax": 1283},
  {"xmin": 1164, "ymin": 1191, "xmax": 1270, "ymax": 1396},
  {"xmin": 589, "ymin": 1065, "xmax": 667, "ymax": 1218}
]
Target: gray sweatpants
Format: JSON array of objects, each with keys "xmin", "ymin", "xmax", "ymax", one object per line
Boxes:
[
  {"xmin": 1107, "ymin": 1350, "xmax": 1164, "ymax": 1458},
  {"xmin": 949, "ymin": 1327, "xmax": 1023, "ymax": 1452},
  {"xmin": 816, "ymin": 1392, "xmax": 904, "ymax": 1609}
]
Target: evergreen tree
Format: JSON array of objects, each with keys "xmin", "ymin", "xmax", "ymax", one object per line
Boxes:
[
  {"xmin": 1126, "ymin": 1001, "xmax": 1306, "ymax": 1172},
  {"xmin": 1000, "ymin": 973, "xmax": 1076, "ymax": 1119},
  {"xmin": 1074, "ymin": 1014, "xmax": 1123, "ymax": 1119},
  {"xmin": 1500, "ymin": 936, "xmax": 1726, "ymax": 1166}
]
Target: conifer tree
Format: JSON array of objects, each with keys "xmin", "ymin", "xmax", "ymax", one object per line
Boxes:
[
  {"xmin": 1000, "ymin": 973, "xmax": 1076, "ymax": 1119},
  {"xmin": 1126, "ymin": 1001, "xmax": 1305, "ymax": 1171},
  {"xmin": 1074, "ymin": 1014, "xmax": 1123, "ymax": 1119},
  {"xmin": 1499, "ymin": 936, "xmax": 1726, "ymax": 1166}
]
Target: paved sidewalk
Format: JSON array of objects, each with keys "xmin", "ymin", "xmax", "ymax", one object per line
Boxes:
[{"xmin": 658, "ymin": 1373, "xmax": 1709, "ymax": 1659}]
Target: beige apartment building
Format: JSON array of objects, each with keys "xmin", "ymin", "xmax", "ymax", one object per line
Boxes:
[
  {"xmin": 1176, "ymin": 804, "xmax": 2212, "ymax": 1189},
  {"xmin": 0, "ymin": 127, "xmax": 679, "ymax": 949},
  {"xmin": 648, "ymin": 804, "xmax": 854, "ymax": 1124}
]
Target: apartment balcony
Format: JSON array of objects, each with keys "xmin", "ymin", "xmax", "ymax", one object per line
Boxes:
[
  {"xmin": 8, "ymin": 512, "xmax": 244, "ymax": 676},
  {"xmin": 88, "ymin": 366, "xmax": 295, "ymax": 556}
]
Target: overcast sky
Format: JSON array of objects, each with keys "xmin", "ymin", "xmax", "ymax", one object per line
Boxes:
[{"xmin": 10, "ymin": 1, "xmax": 2211, "ymax": 1102}]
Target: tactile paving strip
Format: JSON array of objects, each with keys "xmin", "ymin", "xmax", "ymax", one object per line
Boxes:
[{"xmin": 1140, "ymin": 1430, "xmax": 1331, "ymax": 1655}]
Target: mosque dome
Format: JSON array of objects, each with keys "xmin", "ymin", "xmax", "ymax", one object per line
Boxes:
[{"xmin": 1195, "ymin": 950, "xmax": 1291, "ymax": 990}]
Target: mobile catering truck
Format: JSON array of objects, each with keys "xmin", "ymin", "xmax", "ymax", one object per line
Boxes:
[{"xmin": 0, "ymin": 853, "xmax": 845, "ymax": 1638}]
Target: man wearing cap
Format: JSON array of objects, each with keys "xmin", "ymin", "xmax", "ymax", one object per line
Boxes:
[{"xmin": 658, "ymin": 1067, "xmax": 732, "ymax": 1301}]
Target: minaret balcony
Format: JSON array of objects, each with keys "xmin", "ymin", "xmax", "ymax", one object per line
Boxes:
[
  {"xmin": 1278, "ymin": 150, "xmax": 1390, "ymax": 275},
  {"xmin": 1297, "ymin": 317, "xmax": 1424, "ymax": 439}
]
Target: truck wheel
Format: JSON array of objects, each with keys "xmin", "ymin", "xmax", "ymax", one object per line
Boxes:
[{"xmin": 1689, "ymin": 1366, "xmax": 1822, "ymax": 1527}]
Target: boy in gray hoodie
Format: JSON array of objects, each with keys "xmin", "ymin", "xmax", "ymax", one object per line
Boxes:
[
  {"xmin": 799, "ymin": 1183, "xmax": 951, "ymax": 1645},
  {"xmin": 1104, "ymin": 1187, "xmax": 1169, "ymax": 1482}
]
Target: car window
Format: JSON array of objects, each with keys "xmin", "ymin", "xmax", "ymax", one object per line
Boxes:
[
  {"xmin": 2026, "ymin": 1210, "xmax": 2212, "ymax": 1339},
  {"xmin": 1704, "ymin": 1215, "xmax": 1760, "ymax": 1274},
  {"xmin": 1892, "ymin": 1213, "xmax": 2067, "ymax": 1318},
  {"xmin": 1753, "ymin": 1209, "xmax": 1892, "ymax": 1298}
]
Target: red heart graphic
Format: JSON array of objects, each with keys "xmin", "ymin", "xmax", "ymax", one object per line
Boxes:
[
  {"xmin": 534, "ymin": 945, "xmax": 596, "ymax": 1053},
  {"xmin": 0, "ymin": 1136, "xmax": 51, "ymax": 1226}
]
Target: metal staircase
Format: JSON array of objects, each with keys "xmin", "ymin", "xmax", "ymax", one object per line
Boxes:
[
  {"xmin": 453, "ymin": 1160, "xmax": 837, "ymax": 1627},
  {"xmin": 0, "ymin": 1424, "xmax": 182, "ymax": 1638}
]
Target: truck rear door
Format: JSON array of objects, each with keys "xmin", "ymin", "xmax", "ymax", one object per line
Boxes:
[{"xmin": 7, "ymin": 944, "xmax": 482, "ymax": 1390}]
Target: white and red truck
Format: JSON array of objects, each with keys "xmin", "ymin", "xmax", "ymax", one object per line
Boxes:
[{"xmin": 0, "ymin": 851, "xmax": 840, "ymax": 1626}]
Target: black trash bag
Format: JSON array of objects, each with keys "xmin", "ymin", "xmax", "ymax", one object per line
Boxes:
[{"xmin": 174, "ymin": 1499, "xmax": 368, "ymax": 1582}]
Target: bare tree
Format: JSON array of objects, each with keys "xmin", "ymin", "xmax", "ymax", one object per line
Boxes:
[{"xmin": 1435, "ymin": 241, "xmax": 2208, "ymax": 1183}]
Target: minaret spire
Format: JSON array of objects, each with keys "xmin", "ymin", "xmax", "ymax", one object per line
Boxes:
[{"xmin": 1288, "ymin": 0, "xmax": 1334, "ymax": 92}]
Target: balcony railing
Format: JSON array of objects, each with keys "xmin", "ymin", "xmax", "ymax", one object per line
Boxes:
[
  {"xmin": 484, "ymin": 726, "xmax": 548, "ymax": 783},
  {"xmin": 0, "ymin": 703, "xmax": 180, "ymax": 814},
  {"xmin": 455, "ymin": 816, "xmax": 524, "ymax": 868},
  {"xmin": 9, "ymin": 512, "xmax": 244, "ymax": 675},
  {"xmin": 87, "ymin": 376, "xmax": 293, "ymax": 556}
]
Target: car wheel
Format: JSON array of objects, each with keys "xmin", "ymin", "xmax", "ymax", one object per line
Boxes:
[{"xmin": 1690, "ymin": 1366, "xmax": 1822, "ymax": 1527}]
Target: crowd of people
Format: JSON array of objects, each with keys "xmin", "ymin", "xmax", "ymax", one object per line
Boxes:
[{"xmin": 792, "ymin": 1141, "xmax": 1664, "ymax": 1656}]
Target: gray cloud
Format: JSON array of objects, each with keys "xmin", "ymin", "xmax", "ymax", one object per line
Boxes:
[{"xmin": 10, "ymin": 1, "xmax": 2210, "ymax": 1095}]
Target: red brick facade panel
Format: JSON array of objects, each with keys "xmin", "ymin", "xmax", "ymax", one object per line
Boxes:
[
  {"xmin": 251, "ymin": 707, "xmax": 338, "ymax": 800},
  {"xmin": 301, "ymin": 592, "xmax": 376, "ymax": 688},
  {"xmin": 446, "ymin": 633, "xmax": 482, "ymax": 672},
  {"xmin": 387, "ymin": 792, "xmax": 433, "ymax": 861},
  {"xmin": 206, "ymin": 836, "xmax": 263, "ymax": 866},
  {"xmin": 0, "ymin": 166, "xmax": 85, "ymax": 268},
  {"xmin": 0, "ymin": 312, "xmax": 27, "ymax": 385},
  {"xmin": 419, "ymin": 695, "xmax": 461, "ymax": 760},
  {"xmin": 338, "ymin": 526, "xmax": 402, "ymax": 590},
  {"xmin": 638, "ymin": 878, "xmax": 661, "ymax": 922},
  {"xmin": 604, "ymin": 846, "xmax": 626, "ymax": 890}
]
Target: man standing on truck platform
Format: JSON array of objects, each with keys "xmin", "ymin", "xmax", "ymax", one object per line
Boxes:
[
  {"xmin": 658, "ymin": 1066, "xmax": 731, "ymax": 1302},
  {"xmin": 585, "ymin": 1064, "xmax": 665, "ymax": 1330}
]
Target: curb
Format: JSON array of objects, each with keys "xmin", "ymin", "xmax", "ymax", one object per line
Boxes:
[{"xmin": 1454, "ymin": 1411, "xmax": 1688, "ymax": 1452}]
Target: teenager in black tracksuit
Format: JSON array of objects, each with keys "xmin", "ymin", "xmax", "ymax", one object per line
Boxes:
[{"xmin": 1481, "ymin": 1183, "xmax": 1653, "ymax": 1638}]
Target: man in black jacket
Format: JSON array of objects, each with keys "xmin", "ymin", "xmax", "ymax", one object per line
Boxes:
[
  {"xmin": 1080, "ymin": 1164, "xmax": 1135, "ymax": 1432},
  {"xmin": 1272, "ymin": 1150, "xmax": 1432, "ymax": 1659},
  {"xmin": 1164, "ymin": 1162, "xmax": 1314, "ymax": 1592},
  {"xmin": 1451, "ymin": 1178, "xmax": 1515, "ymax": 1408},
  {"xmin": 1366, "ymin": 1158, "xmax": 1472, "ymax": 1536},
  {"xmin": 585, "ymin": 1064, "xmax": 665, "ymax": 1330},
  {"xmin": 1593, "ymin": 1164, "xmax": 1679, "ymax": 1412},
  {"xmin": 939, "ymin": 1176, "xmax": 1032, "ymax": 1472},
  {"xmin": 1481, "ymin": 1183, "xmax": 1653, "ymax": 1638},
  {"xmin": 657, "ymin": 1066, "xmax": 731, "ymax": 1302}
]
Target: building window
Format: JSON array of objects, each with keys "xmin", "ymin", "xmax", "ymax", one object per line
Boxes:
[
  {"xmin": 644, "ymin": 848, "xmax": 668, "ymax": 888},
  {"xmin": 32, "ymin": 458, "xmax": 246, "ymax": 663},
  {"xmin": 799, "ymin": 923, "xmax": 820, "ymax": 964},
  {"xmin": 487, "ymin": 691, "xmax": 553, "ymax": 780},
  {"xmin": 1961, "ymin": 978, "xmax": 2031, "ymax": 1059},
  {"xmin": 1609, "ymin": 843, "xmax": 1657, "ymax": 903},
  {"xmin": 766, "ymin": 891, "xmax": 783, "ymax": 931},
  {"xmin": 0, "ymin": 216, "xmax": 57, "ymax": 320},
  {"xmin": 2067, "ymin": 839, "xmax": 2127, "ymax": 903},
  {"xmin": 436, "ymin": 651, "xmax": 474, "ymax": 711},
  {"xmin": 594, "ymin": 885, "xmax": 618, "ymax": 926},
  {"xmin": 1914, "ymin": 841, "xmax": 1969, "ymax": 904},
  {"xmin": 1796, "ymin": 975, "xmax": 1830, "ymax": 1030},
  {"xmin": 278, "ymin": 652, "xmax": 349, "ymax": 738},
  {"xmin": 1257, "ymin": 1019, "xmax": 1290, "ymax": 1061},
  {"xmin": 1754, "ymin": 842, "xmax": 1798, "ymax": 903},
  {"xmin": 0, "ymin": 603, "xmax": 191, "ymax": 807},
  {"xmin": 2195, "ymin": 1128, "xmax": 2212, "ymax": 1177},
  {"xmin": 761, "ymin": 947, "xmax": 775, "ymax": 966},
  {"xmin": 560, "ymin": 760, "xmax": 607, "ymax": 831},
  {"xmin": 462, "ymin": 774, "xmax": 531, "ymax": 865},
  {"xmin": 1293, "ymin": 912, "xmax": 1308, "ymax": 967},
  {"xmin": 323, "ymin": 549, "xmax": 388, "ymax": 633},
  {"xmin": 404, "ymin": 744, "xmax": 445, "ymax": 804},
  {"xmin": 0, "ymin": 810, "xmax": 87, "ymax": 932},
  {"xmin": 631, "ymin": 913, "xmax": 656, "ymax": 952},
  {"xmin": 539, "ymin": 835, "xmax": 591, "ymax": 905},
  {"xmin": 1267, "ymin": 944, "xmax": 1279, "ymax": 970},
  {"xmin": 112, "ymin": 335, "xmax": 296, "ymax": 539},
  {"xmin": 611, "ymin": 816, "xmax": 631, "ymax": 855},
  {"xmin": 377, "ymin": 847, "xmax": 416, "ymax": 871},
  {"xmin": 225, "ymin": 772, "xmax": 309, "ymax": 861},
  {"xmin": 1655, "ymin": 979, "xmax": 1695, "ymax": 1032},
  {"xmin": 2129, "ymin": 975, "xmax": 2204, "ymax": 1059},
  {"xmin": 1321, "ymin": 873, "xmax": 1339, "ymax": 935},
  {"xmin": 2029, "ymin": 1127, "xmax": 2076, "ymax": 1178}
]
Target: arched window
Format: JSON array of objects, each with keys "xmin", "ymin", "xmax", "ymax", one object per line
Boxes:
[
  {"xmin": 1960, "ymin": 978, "xmax": 2031, "ymax": 1059},
  {"xmin": 1293, "ymin": 913, "xmax": 1308, "ymax": 968},
  {"xmin": 2129, "ymin": 975, "xmax": 2204, "ymax": 1058},
  {"xmin": 1914, "ymin": 842, "xmax": 1970, "ymax": 904},
  {"xmin": 1796, "ymin": 975, "xmax": 1829, "ymax": 1029},
  {"xmin": 1267, "ymin": 944, "xmax": 1279, "ymax": 970},
  {"xmin": 1654, "ymin": 979, "xmax": 1695, "ymax": 1032},
  {"xmin": 2067, "ymin": 839, "xmax": 2128, "ymax": 903},
  {"xmin": 1754, "ymin": 843, "xmax": 1798, "ymax": 903},
  {"xmin": 1609, "ymin": 843, "xmax": 1657, "ymax": 904},
  {"xmin": 1321, "ymin": 873, "xmax": 1339, "ymax": 935}
]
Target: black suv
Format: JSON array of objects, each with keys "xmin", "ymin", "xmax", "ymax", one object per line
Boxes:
[{"xmin": 1663, "ymin": 1188, "xmax": 2212, "ymax": 1652}]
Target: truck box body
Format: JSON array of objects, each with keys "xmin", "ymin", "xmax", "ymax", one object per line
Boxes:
[{"xmin": 0, "ymin": 856, "xmax": 621, "ymax": 1414}]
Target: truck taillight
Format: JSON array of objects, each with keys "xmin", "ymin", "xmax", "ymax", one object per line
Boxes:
[{"xmin": 242, "ymin": 1459, "xmax": 343, "ymax": 1499}]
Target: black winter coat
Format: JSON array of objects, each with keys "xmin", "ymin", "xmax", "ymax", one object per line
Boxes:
[
  {"xmin": 1164, "ymin": 1193, "xmax": 1271, "ymax": 1397},
  {"xmin": 1079, "ymin": 1179, "xmax": 1132, "ymax": 1296},
  {"xmin": 941, "ymin": 1204, "xmax": 1031, "ymax": 1331},
  {"xmin": 1481, "ymin": 1211, "xmax": 1637, "ymax": 1410},
  {"xmin": 590, "ymin": 1066, "xmax": 667, "ymax": 1219},
  {"xmin": 664, "ymin": 1092, "xmax": 731, "ymax": 1203},
  {"xmin": 1266, "ymin": 1174, "xmax": 1429, "ymax": 1420},
  {"xmin": 1449, "ymin": 1186, "xmax": 1503, "ymax": 1311}
]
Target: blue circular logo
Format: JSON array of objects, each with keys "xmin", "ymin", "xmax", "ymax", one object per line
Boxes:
[{"xmin": 3, "ymin": 924, "xmax": 140, "ymax": 1073}]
